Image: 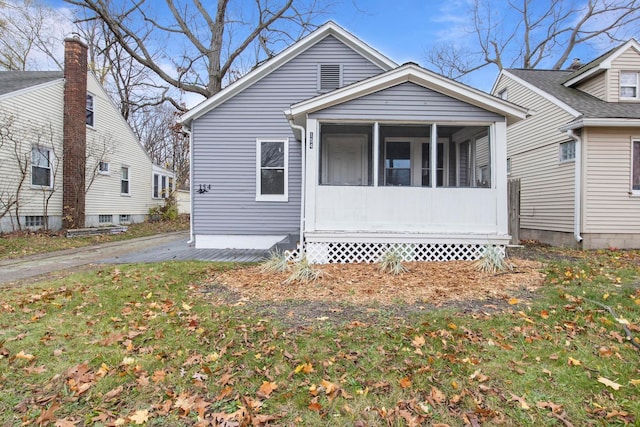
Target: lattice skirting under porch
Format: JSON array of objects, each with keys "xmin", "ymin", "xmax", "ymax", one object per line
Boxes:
[{"xmin": 287, "ymin": 241, "xmax": 505, "ymax": 264}]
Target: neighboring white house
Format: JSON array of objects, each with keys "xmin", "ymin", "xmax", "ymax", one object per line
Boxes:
[
  {"xmin": 180, "ymin": 22, "xmax": 527, "ymax": 263},
  {"xmin": 492, "ymin": 39, "xmax": 640, "ymax": 249},
  {"xmin": 0, "ymin": 38, "xmax": 173, "ymax": 232}
]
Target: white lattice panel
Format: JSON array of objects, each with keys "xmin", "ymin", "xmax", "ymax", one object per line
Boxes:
[{"xmin": 304, "ymin": 241, "xmax": 504, "ymax": 264}]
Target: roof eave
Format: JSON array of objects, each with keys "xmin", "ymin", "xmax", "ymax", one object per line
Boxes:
[{"xmin": 560, "ymin": 117, "xmax": 640, "ymax": 131}]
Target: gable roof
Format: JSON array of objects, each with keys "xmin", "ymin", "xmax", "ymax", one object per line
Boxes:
[
  {"xmin": 179, "ymin": 21, "xmax": 397, "ymax": 127},
  {"xmin": 504, "ymin": 68, "xmax": 640, "ymax": 122},
  {"xmin": 0, "ymin": 71, "xmax": 63, "ymax": 97},
  {"xmin": 562, "ymin": 38, "xmax": 640, "ymax": 87},
  {"xmin": 285, "ymin": 62, "xmax": 528, "ymax": 126}
]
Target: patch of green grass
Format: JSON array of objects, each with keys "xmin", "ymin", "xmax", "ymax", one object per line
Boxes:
[
  {"xmin": 0, "ymin": 215, "xmax": 189, "ymax": 260},
  {"xmin": 0, "ymin": 248, "xmax": 639, "ymax": 426}
]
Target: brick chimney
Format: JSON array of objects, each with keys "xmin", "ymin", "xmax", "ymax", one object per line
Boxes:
[{"xmin": 62, "ymin": 37, "xmax": 88, "ymax": 229}]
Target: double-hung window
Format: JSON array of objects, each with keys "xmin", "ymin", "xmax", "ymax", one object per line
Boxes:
[
  {"xmin": 86, "ymin": 93, "xmax": 95, "ymax": 126},
  {"xmin": 620, "ymin": 71, "xmax": 639, "ymax": 100},
  {"xmin": 31, "ymin": 146, "xmax": 52, "ymax": 187},
  {"xmin": 256, "ymin": 139, "xmax": 288, "ymax": 201},
  {"xmin": 121, "ymin": 166, "xmax": 130, "ymax": 195},
  {"xmin": 632, "ymin": 140, "xmax": 640, "ymax": 193},
  {"xmin": 559, "ymin": 140, "xmax": 576, "ymax": 163}
]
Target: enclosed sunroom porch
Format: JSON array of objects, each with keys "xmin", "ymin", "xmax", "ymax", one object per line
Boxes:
[{"xmin": 285, "ymin": 63, "xmax": 527, "ymax": 263}]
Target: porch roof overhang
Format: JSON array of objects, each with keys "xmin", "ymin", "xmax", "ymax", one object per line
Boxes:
[{"xmin": 284, "ymin": 62, "xmax": 529, "ymax": 131}]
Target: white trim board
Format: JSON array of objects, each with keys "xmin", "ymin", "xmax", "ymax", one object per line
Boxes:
[{"xmin": 195, "ymin": 234, "xmax": 286, "ymax": 250}]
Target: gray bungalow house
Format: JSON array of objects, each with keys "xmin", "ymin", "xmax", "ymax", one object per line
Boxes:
[{"xmin": 180, "ymin": 22, "xmax": 527, "ymax": 263}]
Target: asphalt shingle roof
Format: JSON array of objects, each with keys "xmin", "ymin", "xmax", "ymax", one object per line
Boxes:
[
  {"xmin": 507, "ymin": 68, "xmax": 640, "ymax": 120},
  {"xmin": 0, "ymin": 71, "xmax": 63, "ymax": 96}
]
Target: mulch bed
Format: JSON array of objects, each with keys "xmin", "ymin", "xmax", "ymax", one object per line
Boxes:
[{"xmin": 209, "ymin": 258, "xmax": 545, "ymax": 307}]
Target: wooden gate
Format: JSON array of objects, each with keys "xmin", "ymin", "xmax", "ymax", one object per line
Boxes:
[{"xmin": 508, "ymin": 179, "xmax": 521, "ymax": 245}]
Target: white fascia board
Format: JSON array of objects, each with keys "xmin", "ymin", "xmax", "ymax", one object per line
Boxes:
[
  {"xmin": 560, "ymin": 118, "xmax": 640, "ymax": 131},
  {"xmin": 0, "ymin": 78, "xmax": 63, "ymax": 102},
  {"xmin": 179, "ymin": 21, "xmax": 397, "ymax": 127},
  {"xmin": 563, "ymin": 39, "xmax": 640, "ymax": 87},
  {"xmin": 501, "ymin": 70, "xmax": 581, "ymax": 117},
  {"xmin": 286, "ymin": 64, "xmax": 528, "ymax": 122}
]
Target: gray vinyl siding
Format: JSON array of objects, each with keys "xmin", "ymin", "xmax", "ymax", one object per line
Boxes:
[
  {"xmin": 310, "ymin": 82, "xmax": 503, "ymax": 122},
  {"xmin": 191, "ymin": 35, "xmax": 385, "ymax": 235},
  {"xmin": 493, "ymin": 74, "xmax": 576, "ymax": 232}
]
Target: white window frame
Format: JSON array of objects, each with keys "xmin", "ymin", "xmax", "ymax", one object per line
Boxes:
[
  {"xmin": 631, "ymin": 139, "xmax": 640, "ymax": 195},
  {"xmin": 498, "ymin": 88, "xmax": 508, "ymax": 100},
  {"xmin": 31, "ymin": 146, "xmax": 53, "ymax": 188},
  {"xmin": 98, "ymin": 161, "xmax": 110, "ymax": 175},
  {"xmin": 256, "ymin": 138, "xmax": 288, "ymax": 202},
  {"xmin": 86, "ymin": 93, "xmax": 95, "ymax": 127},
  {"xmin": 620, "ymin": 71, "xmax": 639, "ymax": 100},
  {"xmin": 121, "ymin": 166, "xmax": 130, "ymax": 195},
  {"xmin": 559, "ymin": 140, "xmax": 576, "ymax": 163},
  {"xmin": 99, "ymin": 214, "xmax": 113, "ymax": 224}
]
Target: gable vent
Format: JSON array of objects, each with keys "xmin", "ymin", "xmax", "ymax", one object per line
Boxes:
[{"xmin": 319, "ymin": 64, "xmax": 342, "ymax": 91}]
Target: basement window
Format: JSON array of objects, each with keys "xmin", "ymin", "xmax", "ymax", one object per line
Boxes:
[
  {"xmin": 99, "ymin": 214, "xmax": 112, "ymax": 224},
  {"xmin": 25, "ymin": 216, "xmax": 44, "ymax": 228}
]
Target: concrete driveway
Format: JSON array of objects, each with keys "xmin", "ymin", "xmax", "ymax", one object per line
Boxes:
[{"xmin": 0, "ymin": 232, "xmax": 267, "ymax": 285}]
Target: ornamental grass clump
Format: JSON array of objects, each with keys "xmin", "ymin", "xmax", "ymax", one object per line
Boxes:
[
  {"xmin": 285, "ymin": 256, "xmax": 322, "ymax": 284},
  {"xmin": 378, "ymin": 249, "xmax": 409, "ymax": 275},
  {"xmin": 259, "ymin": 250, "xmax": 290, "ymax": 273},
  {"xmin": 474, "ymin": 244, "xmax": 513, "ymax": 274}
]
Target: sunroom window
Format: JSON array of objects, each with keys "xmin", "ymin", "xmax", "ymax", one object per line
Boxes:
[{"xmin": 319, "ymin": 124, "xmax": 372, "ymax": 186}]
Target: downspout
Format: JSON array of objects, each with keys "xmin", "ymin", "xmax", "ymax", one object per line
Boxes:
[
  {"xmin": 288, "ymin": 120, "xmax": 306, "ymax": 258},
  {"xmin": 566, "ymin": 129, "xmax": 583, "ymax": 243},
  {"xmin": 184, "ymin": 127, "xmax": 194, "ymax": 245}
]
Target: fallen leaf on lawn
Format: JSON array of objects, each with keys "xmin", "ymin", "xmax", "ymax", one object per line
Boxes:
[
  {"xmin": 399, "ymin": 377, "xmax": 412, "ymax": 388},
  {"xmin": 308, "ymin": 401, "xmax": 322, "ymax": 411},
  {"xmin": 181, "ymin": 302, "xmax": 192, "ymax": 311},
  {"xmin": 540, "ymin": 310, "xmax": 549, "ymax": 319},
  {"xmin": 258, "ymin": 381, "xmax": 277, "ymax": 398},
  {"xmin": 430, "ymin": 386, "xmax": 446, "ymax": 404},
  {"xmin": 598, "ymin": 377, "xmax": 622, "ymax": 390},
  {"xmin": 129, "ymin": 409, "xmax": 150, "ymax": 424},
  {"xmin": 412, "ymin": 335, "xmax": 425, "ymax": 348},
  {"xmin": 103, "ymin": 386, "xmax": 124, "ymax": 401},
  {"xmin": 15, "ymin": 350, "xmax": 35, "ymax": 361},
  {"xmin": 151, "ymin": 370, "xmax": 166, "ymax": 383},
  {"xmin": 294, "ymin": 362, "xmax": 314, "ymax": 374},
  {"xmin": 469, "ymin": 369, "xmax": 489, "ymax": 382},
  {"xmin": 509, "ymin": 392, "xmax": 530, "ymax": 410},
  {"xmin": 536, "ymin": 401, "xmax": 563, "ymax": 413},
  {"xmin": 55, "ymin": 418, "xmax": 77, "ymax": 427},
  {"xmin": 567, "ymin": 357, "xmax": 581, "ymax": 366},
  {"xmin": 508, "ymin": 297, "xmax": 520, "ymax": 305},
  {"xmin": 630, "ymin": 379, "xmax": 640, "ymax": 386}
]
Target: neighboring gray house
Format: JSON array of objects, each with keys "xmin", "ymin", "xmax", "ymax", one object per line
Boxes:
[
  {"xmin": 180, "ymin": 22, "xmax": 527, "ymax": 263},
  {"xmin": 492, "ymin": 39, "xmax": 640, "ymax": 249}
]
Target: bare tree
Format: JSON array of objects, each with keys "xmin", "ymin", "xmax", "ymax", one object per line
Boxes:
[
  {"xmin": 427, "ymin": 0, "xmax": 640, "ymax": 79},
  {"xmin": 0, "ymin": 0, "xmax": 68, "ymax": 71},
  {"xmin": 0, "ymin": 113, "xmax": 30, "ymax": 231},
  {"xmin": 133, "ymin": 104, "xmax": 190, "ymax": 188},
  {"xmin": 65, "ymin": 0, "xmax": 331, "ymax": 108}
]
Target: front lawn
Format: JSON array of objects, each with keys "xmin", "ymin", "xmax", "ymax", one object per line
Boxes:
[{"xmin": 0, "ymin": 248, "xmax": 638, "ymax": 426}]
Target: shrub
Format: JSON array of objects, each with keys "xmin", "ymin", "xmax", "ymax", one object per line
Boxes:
[
  {"xmin": 378, "ymin": 249, "xmax": 409, "ymax": 275},
  {"xmin": 474, "ymin": 245, "xmax": 513, "ymax": 274},
  {"xmin": 285, "ymin": 256, "xmax": 322, "ymax": 284},
  {"xmin": 260, "ymin": 250, "xmax": 290, "ymax": 273}
]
